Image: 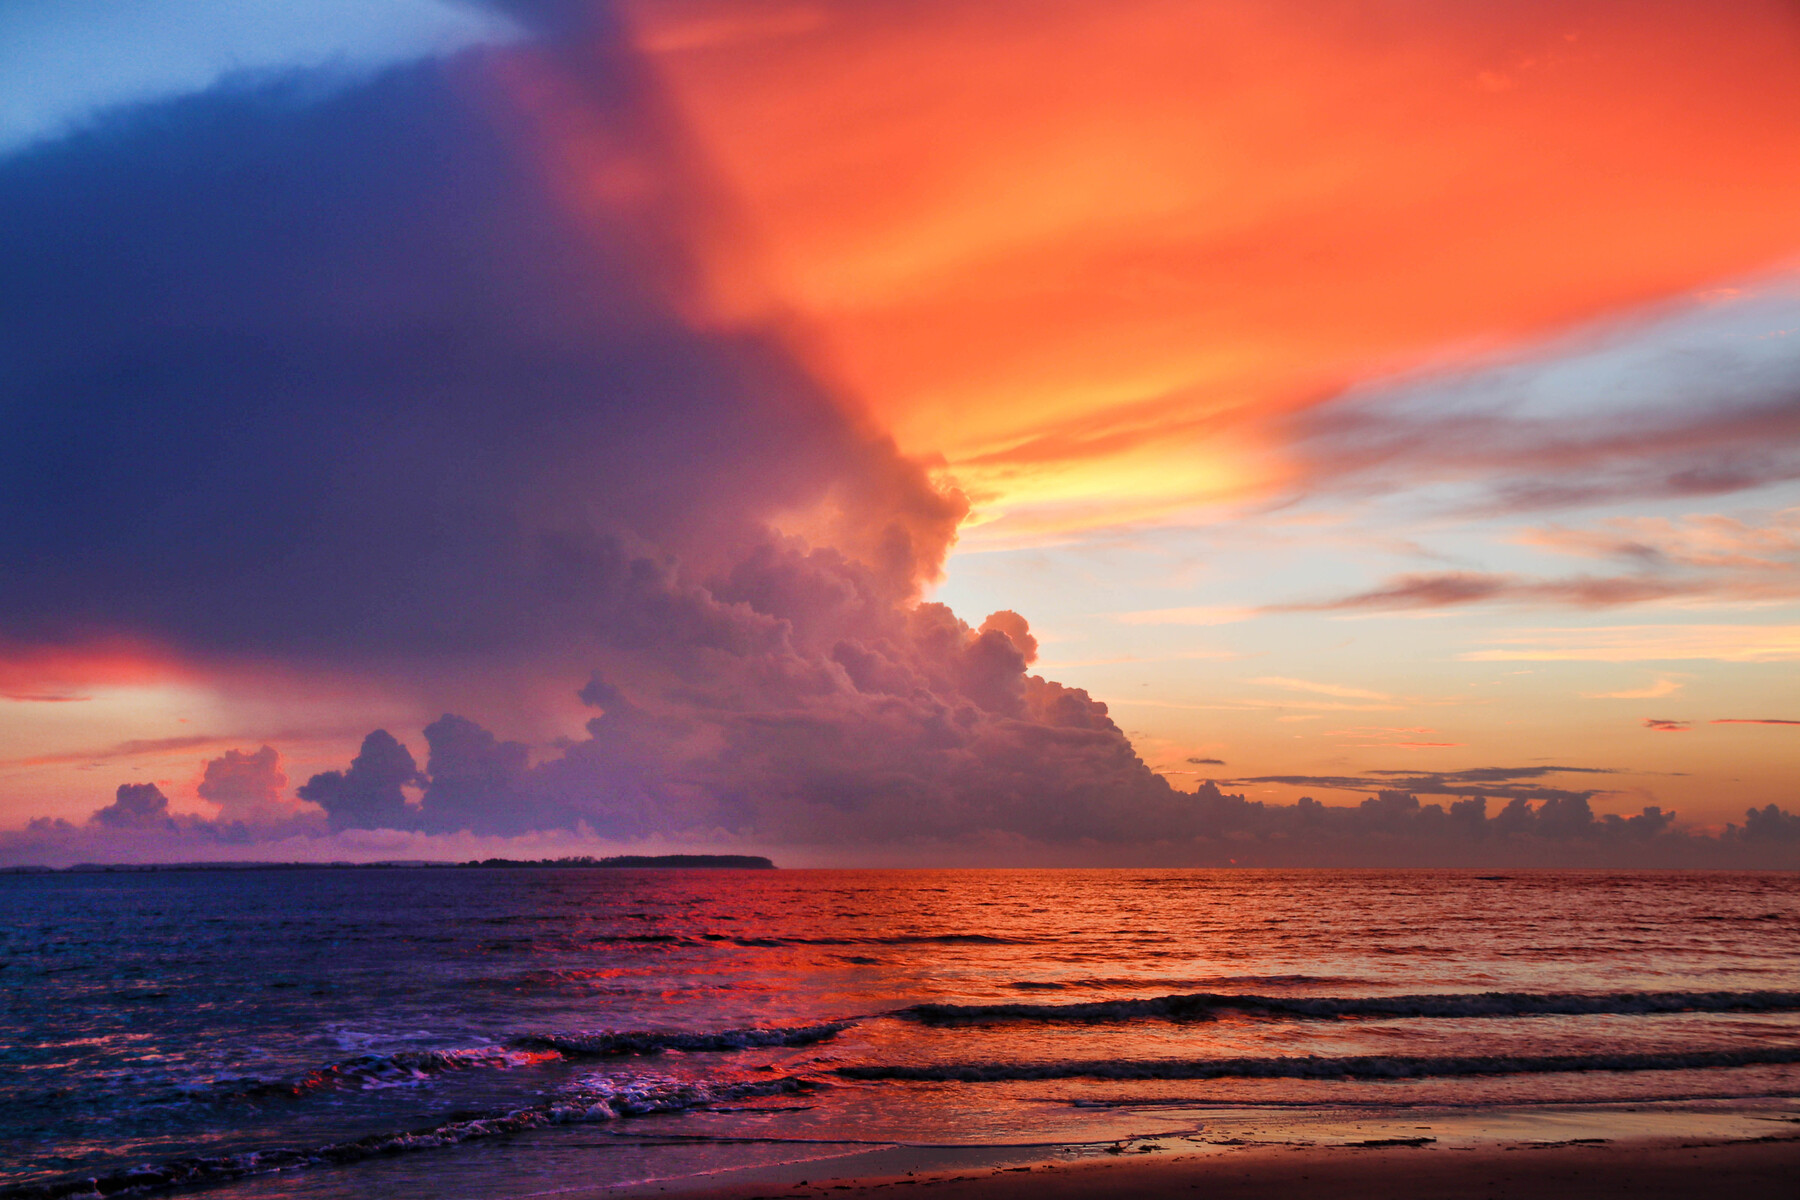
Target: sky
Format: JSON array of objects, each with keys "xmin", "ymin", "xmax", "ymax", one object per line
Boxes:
[{"xmin": 1, "ymin": 0, "xmax": 1797, "ymax": 866}]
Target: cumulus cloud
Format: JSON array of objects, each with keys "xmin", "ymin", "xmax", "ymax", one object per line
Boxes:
[
  {"xmin": 0, "ymin": 22, "xmax": 1205, "ymax": 851},
  {"xmin": 196, "ymin": 746, "xmax": 291, "ymax": 824},
  {"xmin": 1178, "ymin": 785, "xmax": 1680, "ymax": 847},
  {"xmin": 275, "ymin": 566, "xmax": 1194, "ymax": 845},
  {"xmin": 90, "ymin": 783, "xmax": 176, "ymax": 830},
  {"xmin": 1740, "ymin": 804, "xmax": 1800, "ymax": 843},
  {"xmin": 418, "ymin": 715, "xmax": 533, "ymax": 835},
  {"xmin": 7, "ymin": 747, "xmax": 1797, "ymax": 867},
  {"xmin": 297, "ymin": 732, "xmax": 425, "ymax": 832}
]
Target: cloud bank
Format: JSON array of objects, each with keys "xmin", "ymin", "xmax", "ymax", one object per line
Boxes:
[{"xmin": 9, "ymin": 747, "xmax": 1798, "ymax": 869}]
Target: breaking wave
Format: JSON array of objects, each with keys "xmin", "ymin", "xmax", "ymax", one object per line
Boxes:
[
  {"xmin": 836, "ymin": 1045, "xmax": 1800, "ymax": 1083},
  {"xmin": 898, "ymin": 990, "xmax": 1800, "ymax": 1025},
  {"xmin": 3, "ymin": 1074, "xmax": 817, "ymax": 1200},
  {"xmin": 196, "ymin": 1023, "xmax": 851, "ymax": 1106},
  {"xmin": 1002, "ymin": 975, "xmax": 1364, "ymax": 992},
  {"xmin": 211, "ymin": 1045, "xmax": 557, "ymax": 1101},
  {"xmin": 514, "ymin": 1021, "xmax": 853, "ymax": 1057}
]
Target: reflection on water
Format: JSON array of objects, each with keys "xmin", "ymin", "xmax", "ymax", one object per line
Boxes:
[{"xmin": 2, "ymin": 868, "xmax": 1797, "ymax": 1197}]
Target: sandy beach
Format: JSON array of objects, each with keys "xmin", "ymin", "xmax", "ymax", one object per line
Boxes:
[{"xmin": 671, "ymin": 1136, "xmax": 1800, "ymax": 1200}]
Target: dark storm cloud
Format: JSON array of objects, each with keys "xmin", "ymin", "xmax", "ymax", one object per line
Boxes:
[
  {"xmin": 0, "ymin": 15, "xmax": 1201, "ymax": 848},
  {"xmin": 0, "ymin": 25, "xmax": 959, "ymax": 664}
]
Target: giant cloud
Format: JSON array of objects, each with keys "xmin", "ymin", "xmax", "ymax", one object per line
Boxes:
[{"xmin": 0, "ymin": 6, "xmax": 1190, "ymax": 847}]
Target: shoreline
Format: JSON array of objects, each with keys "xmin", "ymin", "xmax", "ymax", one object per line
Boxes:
[{"xmin": 656, "ymin": 1134, "xmax": 1800, "ymax": 1200}]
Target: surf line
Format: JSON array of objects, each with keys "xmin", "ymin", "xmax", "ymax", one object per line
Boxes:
[{"xmin": 564, "ymin": 1126, "xmax": 1207, "ymax": 1149}]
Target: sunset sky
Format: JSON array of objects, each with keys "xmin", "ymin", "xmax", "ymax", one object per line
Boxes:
[{"xmin": 2, "ymin": 1, "xmax": 1796, "ymax": 862}]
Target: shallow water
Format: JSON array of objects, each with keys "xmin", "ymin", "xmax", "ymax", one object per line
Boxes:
[{"xmin": 3, "ymin": 867, "xmax": 1797, "ymax": 1198}]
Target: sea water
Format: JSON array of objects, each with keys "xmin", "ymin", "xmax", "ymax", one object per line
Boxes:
[{"xmin": 3, "ymin": 868, "xmax": 1797, "ymax": 1199}]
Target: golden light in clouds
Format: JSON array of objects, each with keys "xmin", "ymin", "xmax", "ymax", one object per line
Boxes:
[{"xmin": 623, "ymin": 0, "xmax": 1800, "ymax": 540}]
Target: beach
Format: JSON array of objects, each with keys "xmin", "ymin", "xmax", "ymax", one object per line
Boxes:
[{"xmin": 669, "ymin": 1137, "xmax": 1800, "ymax": 1200}]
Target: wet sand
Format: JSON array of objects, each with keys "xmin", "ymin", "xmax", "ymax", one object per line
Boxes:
[{"xmin": 672, "ymin": 1136, "xmax": 1800, "ymax": 1200}]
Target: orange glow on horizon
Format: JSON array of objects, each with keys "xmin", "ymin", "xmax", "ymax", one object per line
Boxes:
[
  {"xmin": 614, "ymin": 0, "xmax": 1800, "ymax": 540},
  {"xmin": 0, "ymin": 640, "xmax": 196, "ymax": 701}
]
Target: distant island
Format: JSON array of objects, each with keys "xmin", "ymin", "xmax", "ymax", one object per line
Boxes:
[{"xmin": 2, "ymin": 854, "xmax": 776, "ymax": 874}]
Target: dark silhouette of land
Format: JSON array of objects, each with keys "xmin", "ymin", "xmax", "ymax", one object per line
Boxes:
[{"xmin": 460, "ymin": 855, "xmax": 776, "ymax": 870}]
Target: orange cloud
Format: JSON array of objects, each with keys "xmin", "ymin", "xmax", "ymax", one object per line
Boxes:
[{"xmin": 622, "ymin": 0, "xmax": 1800, "ymax": 538}]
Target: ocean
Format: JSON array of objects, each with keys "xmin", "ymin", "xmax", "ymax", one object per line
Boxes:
[{"xmin": 4, "ymin": 868, "xmax": 1798, "ymax": 1199}]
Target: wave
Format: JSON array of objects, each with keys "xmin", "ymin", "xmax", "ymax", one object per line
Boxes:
[
  {"xmin": 196, "ymin": 1022, "xmax": 851, "ymax": 1105},
  {"xmin": 514, "ymin": 1021, "xmax": 853, "ymax": 1057},
  {"xmin": 3, "ymin": 1074, "xmax": 817, "ymax": 1200},
  {"xmin": 899, "ymin": 989, "xmax": 1800, "ymax": 1024},
  {"xmin": 1002, "ymin": 975, "xmax": 1369, "ymax": 993},
  {"xmin": 835, "ymin": 1045, "xmax": 1800, "ymax": 1083},
  {"xmin": 212, "ymin": 1045, "xmax": 558, "ymax": 1101}
]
